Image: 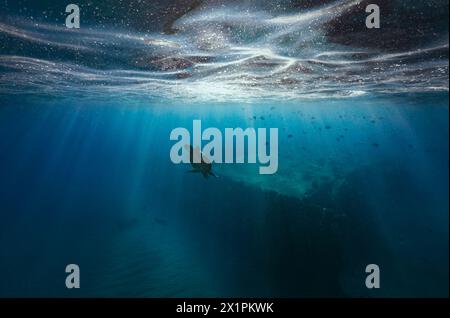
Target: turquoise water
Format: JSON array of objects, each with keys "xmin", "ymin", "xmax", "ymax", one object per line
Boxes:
[
  {"xmin": 0, "ymin": 93, "xmax": 448, "ymax": 297},
  {"xmin": 0, "ymin": 0, "xmax": 448, "ymax": 297}
]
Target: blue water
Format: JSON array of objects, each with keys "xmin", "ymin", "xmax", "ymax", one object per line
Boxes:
[
  {"xmin": 0, "ymin": 94, "xmax": 448, "ymax": 297},
  {"xmin": 0, "ymin": 0, "xmax": 449, "ymax": 297}
]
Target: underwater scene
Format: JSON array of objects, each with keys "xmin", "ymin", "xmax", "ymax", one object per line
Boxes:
[{"xmin": 0, "ymin": 0, "xmax": 448, "ymax": 297}]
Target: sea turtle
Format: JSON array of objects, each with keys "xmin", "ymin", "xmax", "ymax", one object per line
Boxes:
[{"xmin": 184, "ymin": 144, "xmax": 218, "ymax": 179}]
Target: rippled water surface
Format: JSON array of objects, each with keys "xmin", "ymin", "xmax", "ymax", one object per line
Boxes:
[{"xmin": 1, "ymin": 0, "xmax": 448, "ymax": 100}]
